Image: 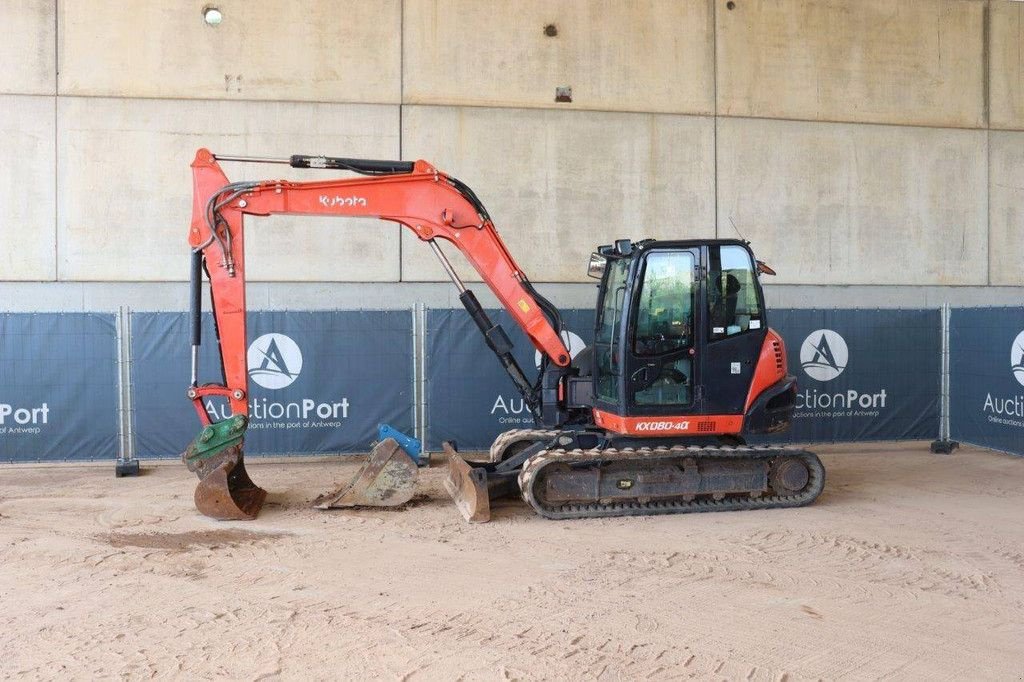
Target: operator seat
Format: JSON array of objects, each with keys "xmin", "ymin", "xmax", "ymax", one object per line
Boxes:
[{"xmin": 711, "ymin": 273, "xmax": 742, "ymax": 331}]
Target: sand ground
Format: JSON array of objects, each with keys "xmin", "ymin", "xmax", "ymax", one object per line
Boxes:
[{"xmin": 1, "ymin": 442, "xmax": 1022, "ymax": 681}]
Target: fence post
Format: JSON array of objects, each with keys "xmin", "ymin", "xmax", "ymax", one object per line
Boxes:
[
  {"xmin": 414, "ymin": 303, "xmax": 427, "ymax": 447},
  {"xmin": 115, "ymin": 306, "xmax": 140, "ymax": 476},
  {"xmin": 931, "ymin": 303, "xmax": 959, "ymax": 454}
]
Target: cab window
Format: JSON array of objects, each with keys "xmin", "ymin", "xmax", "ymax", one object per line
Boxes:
[
  {"xmin": 595, "ymin": 258, "xmax": 630, "ymax": 403},
  {"xmin": 633, "ymin": 251, "xmax": 695, "ymax": 356},
  {"xmin": 708, "ymin": 245, "xmax": 763, "ymax": 340},
  {"xmin": 631, "ymin": 251, "xmax": 695, "ymax": 407}
]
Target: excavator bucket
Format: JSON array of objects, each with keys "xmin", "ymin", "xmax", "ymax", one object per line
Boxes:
[
  {"xmin": 192, "ymin": 447, "xmax": 266, "ymax": 520},
  {"xmin": 443, "ymin": 442, "xmax": 491, "ymax": 523},
  {"xmin": 314, "ymin": 438, "xmax": 418, "ymax": 508},
  {"xmin": 182, "ymin": 416, "xmax": 267, "ymax": 521}
]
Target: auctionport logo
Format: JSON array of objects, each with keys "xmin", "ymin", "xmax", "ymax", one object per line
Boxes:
[
  {"xmin": 982, "ymin": 330, "xmax": 1024, "ymax": 427},
  {"xmin": 248, "ymin": 333, "xmax": 303, "ymax": 389},
  {"xmin": 800, "ymin": 329, "xmax": 848, "ymax": 382},
  {"xmin": 1012, "ymin": 330, "xmax": 1024, "ymax": 388}
]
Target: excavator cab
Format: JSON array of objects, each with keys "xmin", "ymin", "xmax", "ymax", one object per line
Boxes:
[{"xmin": 588, "ymin": 239, "xmax": 795, "ymax": 436}]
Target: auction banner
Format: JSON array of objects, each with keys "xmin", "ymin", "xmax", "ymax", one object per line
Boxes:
[
  {"xmin": 132, "ymin": 310, "xmax": 414, "ymax": 457},
  {"xmin": 425, "ymin": 307, "xmax": 940, "ymax": 449},
  {"xmin": 425, "ymin": 308, "xmax": 595, "ymax": 450},
  {"xmin": 768, "ymin": 309, "xmax": 941, "ymax": 443},
  {"xmin": 949, "ymin": 307, "xmax": 1024, "ymax": 456},
  {"xmin": 0, "ymin": 313, "xmax": 118, "ymax": 462}
]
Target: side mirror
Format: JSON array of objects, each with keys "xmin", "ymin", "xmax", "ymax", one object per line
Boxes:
[
  {"xmin": 756, "ymin": 260, "xmax": 776, "ymax": 276},
  {"xmin": 587, "ymin": 252, "xmax": 607, "ymax": 279}
]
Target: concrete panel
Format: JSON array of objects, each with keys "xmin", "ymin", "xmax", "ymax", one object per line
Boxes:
[
  {"xmin": 763, "ymin": 284, "xmax": 1024, "ymax": 310},
  {"xmin": 0, "ymin": 1, "xmax": 55, "ymax": 94},
  {"xmin": 989, "ymin": 131, "xmax": 1024, "ymax": 286},
  {"xmin": 989, "ymin": 1, "xmax": 1024, "ymax": 130},
  {"xmin": 57, "ymin": 1, "xmax": 400, "ymax": 103},
  {"xmin": 57, "ymin": 98, "xmax": 400, "ymax": 282},
  {"xmin": 717, "ymin": 0, "xmax": 985, "ymax": 128},
  {"xmin": 0, "ymin": 95, "xmax": 55, "ymax": 280},
  {"xmin": 403, "ymin": 0, "xmax": 714, "ymax": 114},
  {"xmin": 717, "ymin": 117, "xmax": 988, "ymax": 286},
  {"xmin": 400, "ymin": 106, "xmax": 715, "ymax": 283}
]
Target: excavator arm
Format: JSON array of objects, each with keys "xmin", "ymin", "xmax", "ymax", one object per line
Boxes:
[
  {"xmin": 182, "ymin": 148, "xmax": 573, "ymax": 519},
  {"xmin": 187, "ymin": 148, "xmax": 570, "ymax": 422}
]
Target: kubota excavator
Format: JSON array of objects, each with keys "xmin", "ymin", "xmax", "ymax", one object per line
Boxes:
[{"xmin": 181, "ymin": 148, "xmax": 824, "ymax": 522}]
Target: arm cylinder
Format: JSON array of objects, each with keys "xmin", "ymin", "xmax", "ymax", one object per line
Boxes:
[
  {"xmin": 190, "ymin": 251, "xmax": 203, "ymax": 347},
  {"xmin": 189, "ymin": 250, "xmax": 204, "ymax": 386}
]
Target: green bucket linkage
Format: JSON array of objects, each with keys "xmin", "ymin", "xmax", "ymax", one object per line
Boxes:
[{"xmin": 181, "ymin": 415, "xmax": 267, "ymax": 520}]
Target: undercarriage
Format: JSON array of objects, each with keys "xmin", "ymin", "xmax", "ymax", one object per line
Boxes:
[{"xmin": 444, "ymin": 428, "xmax": 825, "ymax": 522}]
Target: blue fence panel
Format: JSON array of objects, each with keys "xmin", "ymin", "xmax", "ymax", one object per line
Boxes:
[
  {"xmin": 0, "ymin": 313, "xmax": 118, "ymax": 461},
  {"xmin": 5, "ymin": 304, "xmax": 1011, "ymax": 462},
  {"xmin": 132, "ymin": 310, "xmax": 414, "ymax": 457},
  {"xmin": 949, "ymin": 307, "xmax": 1024, "ymax": 456},
  {"xmin": 425, "ymin": 307, "xmax": 940, "ymax": 449},
  {"xmin": 425, "ymin": 308, "xmax": 595, "ymax": 450},
  {"xmin": 767, "ymin": 309, "xmax": 941, "ymax": 443}
]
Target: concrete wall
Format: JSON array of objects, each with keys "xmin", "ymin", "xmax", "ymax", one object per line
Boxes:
[
  {"xmin": 0, "ymin": 1, "xmax": 55, "ymax": 95},
  {"xmin": 717, "ymin": 118, "xmax": 989, "ymax": 286},
  {"xmin": 990, "ymin": 1, "xmax": 1024, "ymax": 130},
  {"xmin": 57, "ymin": 1, "xmax": 402, "ymax": 103},
  {"xmin": 401, "ymin": 106, "xmax": 715, "ymax": 281},
  {"xmin": 716, "ymin": 0, "xmax": 986, "ymax": 128},
  {"xmin": 1, "ymin": 0, "xmax": 1022, "ymax": 308},
  {"xmin": 403, "ymin": 0, "xmax": 714, "ymax": 114},
  {"xmin": 0, "ymin": 96, "xmax": 55, "ymax": 280},
  {"xmin": 990, "ymin": 131, "xmax": 1024, "ymax": 286},
  {"xmin": 56, "ymin": 97, "xmax": 401, "ymax": 282}
]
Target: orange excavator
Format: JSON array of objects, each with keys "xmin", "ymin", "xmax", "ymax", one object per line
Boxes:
[{"xmin": 181, "ymin": 149, "xmax": 824, "ymax": 522}]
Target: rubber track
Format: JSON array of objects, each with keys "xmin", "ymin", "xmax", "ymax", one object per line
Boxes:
[
  {"xmin": 518, "ymin": 445, "xmax": 825, "ymax": 520},
  {"xmin": 489, "ymin": 428, "xmax": 562, "ymax": 463}
]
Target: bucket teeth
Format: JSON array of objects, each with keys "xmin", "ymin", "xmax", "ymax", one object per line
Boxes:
[
  {"xmin": 442, "ymin": 443, "xmax": 491, "ymax": 523},
  {"xmin": 314, "ymin": 438, "xmax": 418, "ymax": 508}
]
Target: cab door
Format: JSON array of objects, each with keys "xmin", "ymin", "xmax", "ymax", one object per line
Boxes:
[
  {"xmin": 699, "ymin": 243, "xmax": 768, "ymax": 413},
  {"xmin": 624, "ymin": 248, "xmax": 700, "ymax": 415}
]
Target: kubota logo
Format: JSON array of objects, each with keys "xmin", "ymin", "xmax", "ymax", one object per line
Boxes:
[
  {"xmin": 634, "ymin": 420, "xmax": 690, "ymax": 432},
  {"xmin": 800, "ymin": 329, "xmax": 848, "ymax": 382},
  {"xmin": 1012, "ymin": 330, "xmax": 1024, "ymax": 388},
  {"xmin": 248, "ymin": 333, "xmax": 303, "ymax": 389}
]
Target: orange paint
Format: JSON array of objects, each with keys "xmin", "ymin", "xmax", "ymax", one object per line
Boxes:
[{"xmin": 744, "ymin": 328, "xmax": 788, "ymax": 412}]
